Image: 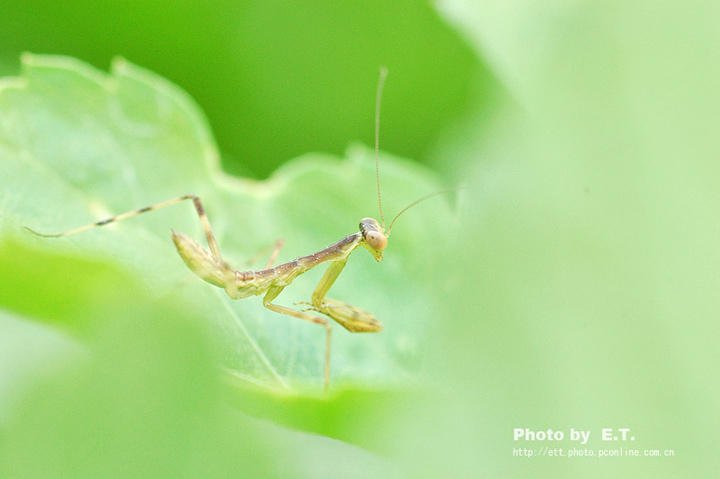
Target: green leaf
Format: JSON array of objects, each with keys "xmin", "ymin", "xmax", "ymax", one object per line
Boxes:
[
  {"xmin": 0, "ymin": 53, "xmax": 453, "ymax": 392},
  {"xmin": 0, "ymin": 303, "xmax": 402, "ymax": 478}
]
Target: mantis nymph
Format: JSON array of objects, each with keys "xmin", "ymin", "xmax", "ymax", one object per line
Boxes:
[{"xmin": 26, "ymin": 69, "xmax": 445, "ymax": 389}]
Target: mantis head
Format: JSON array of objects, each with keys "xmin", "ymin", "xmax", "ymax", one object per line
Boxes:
[{"xmin": 359, "ymin": 217, "xmax": 387, "ymax": 262}]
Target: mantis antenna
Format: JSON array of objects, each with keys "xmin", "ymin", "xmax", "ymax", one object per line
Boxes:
[
  {"xmin": 375, "ymin": 67, "xmax": 388, "ymax": 229},
  {"xmin": 372, "ymin": 68, "xmax": 460, "ymax": 237}
]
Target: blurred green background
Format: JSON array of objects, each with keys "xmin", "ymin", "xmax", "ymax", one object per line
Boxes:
[
  {"xmin": 1, "ymin": 1, "xmax": 719, "ymax": 478},
  {"xmin": 0, "ymin": 0, "xmax": 486, "ymax": 179}
]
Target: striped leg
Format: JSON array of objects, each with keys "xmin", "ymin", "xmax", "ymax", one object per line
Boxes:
[{"xmin": 25, "ymin": 194, "xmax": 225, "ymax": 263}]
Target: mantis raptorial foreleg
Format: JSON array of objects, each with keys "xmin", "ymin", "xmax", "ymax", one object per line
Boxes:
[{"xmin": 301, "ymin": 259, "xmax": 383, "ymax": 334}]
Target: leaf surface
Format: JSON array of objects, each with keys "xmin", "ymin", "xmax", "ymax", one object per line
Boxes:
[{"xmin": 0, "ymin": 54, "xmax": 453, "ymax": 391}]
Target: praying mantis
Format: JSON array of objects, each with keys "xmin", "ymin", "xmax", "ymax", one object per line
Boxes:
[{"xmin": 25, "ymin": 69, "xmax": 446, "ymax": 390}]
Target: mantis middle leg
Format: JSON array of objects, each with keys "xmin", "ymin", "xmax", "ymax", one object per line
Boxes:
[{"xmin": 263, "ymin": 285, "xmax": 333, "ymax": 389}]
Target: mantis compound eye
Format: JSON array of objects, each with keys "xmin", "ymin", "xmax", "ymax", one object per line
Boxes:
[
  {"xmin": 360, "ymin": 217, "xmax": 388, "ymax": 252},
  {"xmin": 365, "ymin": 230, "xmax": 387, "ymax": 251}
]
